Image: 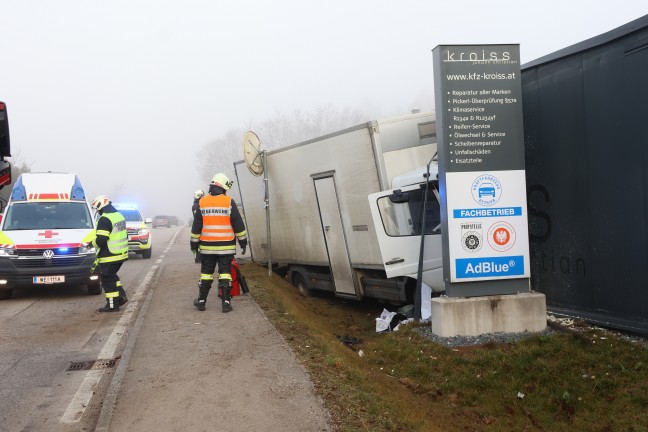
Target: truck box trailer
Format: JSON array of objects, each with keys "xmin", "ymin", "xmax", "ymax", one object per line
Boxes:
[{"xmin": 234, "ymin": 111, "xmax": 443, "ymax": 304}]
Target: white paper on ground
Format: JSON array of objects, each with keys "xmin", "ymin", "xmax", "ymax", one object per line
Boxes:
[{"xmin": 375, "ymin": 308, "xmax": 397, "ymax": 332}]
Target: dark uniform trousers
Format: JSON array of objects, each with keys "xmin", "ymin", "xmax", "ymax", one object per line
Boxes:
[
  {"xmin": 100, "ymin": 261, "xmax": 124, "ymax": 297},
  {"xmin": 200, "ymin": 254, "xmax": 233, "ymax": 287}
]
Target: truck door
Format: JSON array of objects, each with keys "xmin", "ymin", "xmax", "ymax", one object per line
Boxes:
[
  {"xmin": 368, "ymin": 183, "xmax": 444, "ymax": 291},
  {"xmin": 313, "ymin": 176, "xmax": 357, "ymax": 297}
]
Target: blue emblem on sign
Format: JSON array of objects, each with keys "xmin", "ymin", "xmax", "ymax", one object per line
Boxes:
[{"xmin": 471, "ymin": 174, "xmax": 502, "ymax": 206}]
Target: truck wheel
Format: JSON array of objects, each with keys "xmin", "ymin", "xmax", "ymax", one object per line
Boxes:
[
  {"xmin": 0, "ymin": 287, "xmax": 13, "ymax": 300},
  {"xmin": 293, "ymin": 273, "xmax": 313, "ymax": 297},
  {"xmin": 87, "ymin": 283, "xmax": 102, "ymax": 296},
  {"xmin": 141, "ymin": 248, "xmax": 152, "ymax": 259}
]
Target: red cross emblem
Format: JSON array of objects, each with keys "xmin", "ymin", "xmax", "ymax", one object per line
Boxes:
[{"xmin": 38, "ymin": 230, "xmax": 59, "ymax": 239}]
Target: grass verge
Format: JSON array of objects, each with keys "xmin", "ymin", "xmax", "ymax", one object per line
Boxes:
[{"xmin": 241, "ymin": 262, "xmax": 648, "ymax": 432}]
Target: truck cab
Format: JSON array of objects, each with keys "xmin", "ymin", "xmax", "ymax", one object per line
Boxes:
[
  {"xmin": 368, "ymin": 163, "xmax": 445, "ymax": 293},
  {"xmin": 0, "ymin": 172, "xmax": 100, "ymax": 299}
]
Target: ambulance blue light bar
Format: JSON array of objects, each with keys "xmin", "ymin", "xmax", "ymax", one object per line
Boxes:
[
  {"xmin": 10, "ymin": 176, "xmax": 26, "ymax": 201},
  {"xmin": 70, "ymin": 175, "xmax": 86, "ymax": 200}
]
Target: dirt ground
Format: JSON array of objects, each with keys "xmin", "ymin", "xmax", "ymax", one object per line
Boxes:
[{"xmin": 103, "ymin": 245, "xmax": 333, "ymax": 432}]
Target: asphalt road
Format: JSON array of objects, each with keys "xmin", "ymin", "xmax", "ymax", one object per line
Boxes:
[
  {"xmin": 0, "ymin": 225, "xmax": 329, "ymax": 432},
  {"xmin": 0, "ymin": 226, "xmax": 179, "ymax": 432}
]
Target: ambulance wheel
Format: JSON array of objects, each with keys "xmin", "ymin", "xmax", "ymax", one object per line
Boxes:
[
  {"xmin": 141, "ymin": 248, "xmax": 152, "ymax": 259},
  {"xmin": 293, "ymin": 273, "xmax": 313, "ymax": 297},
  {"xmin": 0, "ymin": 287, "xmax": 13, "ymax": 300},
  {"xmin": 87, "ymin": 283, "xmax": 102, "ymax": 296}
]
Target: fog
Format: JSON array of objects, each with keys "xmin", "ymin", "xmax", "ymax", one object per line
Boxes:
[{"xmin": 1, "ymin": 1, "xmax": 646, "ymax": 220}]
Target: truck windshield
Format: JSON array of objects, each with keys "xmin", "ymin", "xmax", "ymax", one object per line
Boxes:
[
  {"xmin": 376, "ymin": 186, "xmax": 441, "ymax": 237},
  {"xmin": 2, "ymin": 202, "xmax": 93, "ymax": 230}
]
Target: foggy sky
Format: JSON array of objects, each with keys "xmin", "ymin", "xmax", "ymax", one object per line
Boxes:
[{"xmin": 1, "ymin": 1, "xmax": 646, "ymax": 219}]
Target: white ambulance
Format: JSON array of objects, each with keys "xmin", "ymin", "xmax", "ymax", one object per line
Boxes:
[{"xmin": 0, "ymin": 172, "xmax": 100, "ymax": 300}]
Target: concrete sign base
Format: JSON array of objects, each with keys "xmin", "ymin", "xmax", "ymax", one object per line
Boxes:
[{"xmin": 430, "ymin": 292, "xmax": 546, "ymax": 337}]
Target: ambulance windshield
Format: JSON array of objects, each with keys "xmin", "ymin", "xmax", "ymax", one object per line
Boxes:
[{"xmin": 3, "ymin": 202, "xmax": 93, "ymax": 230}]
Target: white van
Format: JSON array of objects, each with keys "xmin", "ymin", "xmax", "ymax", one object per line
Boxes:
[
  {"xmin": 0, "ymin": 172, "xmax": 100, "ymax": 299},
  {"xmin": 113, "ymin": 203, "xmax": 153, "ymax": 258}
]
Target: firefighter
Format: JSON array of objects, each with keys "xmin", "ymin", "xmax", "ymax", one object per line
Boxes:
[
  {"xmin": 192, "ymin": 189, "xmax": 204, "ymax": 263},
  {"xmin": 190, "ymin": 173, "xmax": 247, "ymax": 313},
  {"xmin": 91, "ymin": 195, "xmax": 129, "ymax": 312}
]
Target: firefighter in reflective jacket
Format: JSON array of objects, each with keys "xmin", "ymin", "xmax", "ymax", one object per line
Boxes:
[
  {"xmin": 91, "ymin": 195, "xmax": 129, "ymax": 312},
  {"xmin": 190, "ymin": 173, "xmax": 247, "ymax": 313},
  {"xmin": 192, "ymin": 189, "xmax": 204, "ymax": 264}
]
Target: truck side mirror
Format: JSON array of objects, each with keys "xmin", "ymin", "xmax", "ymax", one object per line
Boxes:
[{"xmin": 389, "ymin": 189, "xmax": 410, "ymax": 204}]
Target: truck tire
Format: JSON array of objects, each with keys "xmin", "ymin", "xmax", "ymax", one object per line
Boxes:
[
  {"xmin": 0, "ymin": 287, "xmax": 13, "ymax": 300},
  {"xmin": 293, "ymin": 273, "xmax": 313, "ymax": 297},
  {"xmin": 87, "ymin": 282, "xmax": 102, "ymax": 296},
  {"xmin": 141, "ymin": 248, "xmax": 152, "ymax": 259}
]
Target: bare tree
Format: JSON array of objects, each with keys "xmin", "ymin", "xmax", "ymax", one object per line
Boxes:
[
  {"xmin": 196, "ymin": 127, "xmax": 246, "ymax": 186},
  {"xmin": 196, "ymin": 104, "xmax": 366, "ymax": 185}
]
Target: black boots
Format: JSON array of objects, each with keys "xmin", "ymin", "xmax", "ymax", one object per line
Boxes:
[
  {"xmin": 194, "ymin": 282, "xmax": 210, "ymax": 311},
  {"xmin": 194, "ymin": 280, "xmax": 233, "ymax": 313},
  {"xmin": 221, "ymin": 282, "xmax": 233, "ymax": 313},
  {"xmin": 118, "ymin": 285, "xmax": 128, "ymax": 306},
  {"xmin": 193, "ymin": 298, "xmax": 206, "ymax": 311},
  {"xmin": 98, "ymin": 297, "xmax": 120, "ymax": 312}
]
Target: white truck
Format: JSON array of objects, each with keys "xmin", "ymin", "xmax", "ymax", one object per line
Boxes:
[{"xmin": 234, "ymin": 112, "xmax": 444, "ymax": 304}]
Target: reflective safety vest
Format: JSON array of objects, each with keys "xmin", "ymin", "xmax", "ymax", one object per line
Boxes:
[
  {"xmin": 96, "ymin": 211, "xmax": 129, "ymax": 263},
  {"xmin": 199, "ymin": 194, "xmax": 235, "ymax": 243}
]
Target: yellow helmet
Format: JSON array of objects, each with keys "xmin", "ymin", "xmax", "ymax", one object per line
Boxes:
[
  {"xmin": 194, "ymin": 189, "xmax": 204, "ymax": 199},
  {"xmin": 210, "ymin": 173, "xmax": 233, "ymax": 190},
  {"xmin": 91, "ymin": 195, "xmax": 111, "ymax": 211}
]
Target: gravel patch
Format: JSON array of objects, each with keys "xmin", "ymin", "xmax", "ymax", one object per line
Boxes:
[
  {"xmin": 414, "ymin": 325, "xmax": 557, "ymax": 347},
  {"xmin": 412, "ymin": 315, "xmax": 648, "ymax": 348}
]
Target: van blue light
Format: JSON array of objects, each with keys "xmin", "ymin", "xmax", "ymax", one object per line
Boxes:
[
  {"xmin": 70, "ymin": 175, "xmax": 86, "ymax": 200},
  {"xmin": 10, "ymin": 176, "xmax": 26, "ymax": 201}
]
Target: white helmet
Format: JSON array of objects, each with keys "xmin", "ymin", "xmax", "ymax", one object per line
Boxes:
[
  {"xmin": 210, "ymin": 173, "xmax": 233, "ymax": 190},
  {"xmin": 91, "ymin": 195, "xmax": 111, "ymax": 211},
  {"xmin": 194, "ymin": 189, "xmax": 204, "ymax": 199}
]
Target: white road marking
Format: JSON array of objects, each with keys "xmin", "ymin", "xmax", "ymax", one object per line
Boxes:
[{"xmin": 61, "ymin": 228, "xmax": 182, "ymax": 424}]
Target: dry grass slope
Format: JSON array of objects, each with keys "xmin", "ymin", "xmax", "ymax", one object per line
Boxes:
[{"xmin": 241, "ymin": 262, "xmax": 648, "ymax": 432}]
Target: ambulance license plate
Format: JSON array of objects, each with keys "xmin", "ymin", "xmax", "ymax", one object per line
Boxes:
[{"xmin": 33, "ymin": 275, "xmax": 65, "ymax": 284}]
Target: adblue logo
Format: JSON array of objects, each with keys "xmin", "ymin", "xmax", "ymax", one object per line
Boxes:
[{"xmin": 455, "ymin": 256, "xmax": 524, "ymax": 279}]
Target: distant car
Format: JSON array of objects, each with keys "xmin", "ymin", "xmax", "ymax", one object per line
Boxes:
[
  {"xmin": 168, "ymin": 215, "xmax": 179, "ymax": 226},
  {"xmin": 153, "ymin": 215, "xmax": 170, "ymax": 228}
]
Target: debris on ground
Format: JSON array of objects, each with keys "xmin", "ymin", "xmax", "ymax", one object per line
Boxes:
[
  {"xmin": 336, "ymin": 335, "xmax": 361, "ymax": 351},
  {"xmin": 375, "ymin": 308, "xmax": 409, "ymax": 332}
]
